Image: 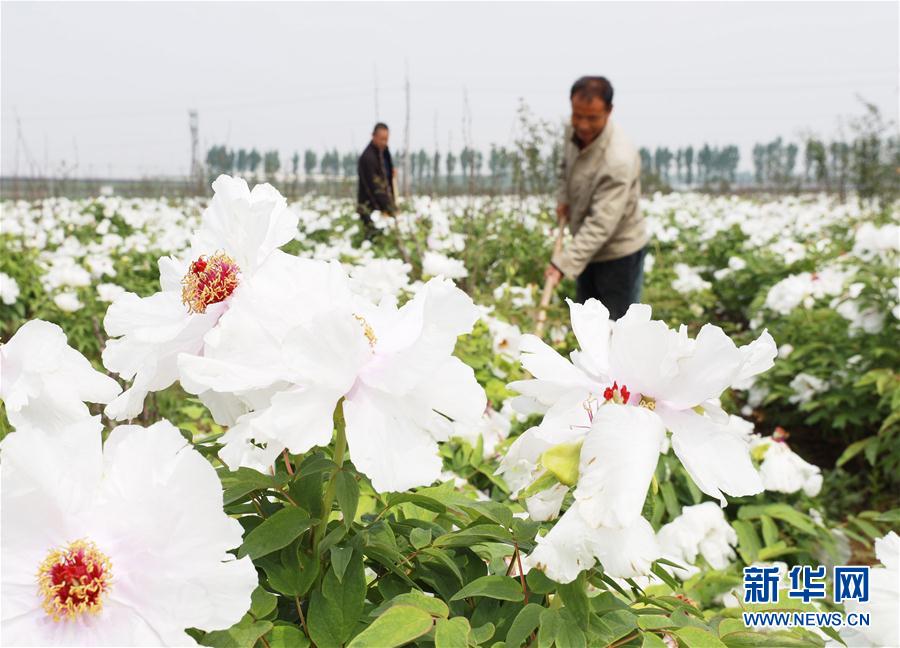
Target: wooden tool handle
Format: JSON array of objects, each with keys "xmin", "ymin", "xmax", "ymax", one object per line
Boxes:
[{"xmin": 534, "ymin": 226, "xmax": 565, "ymax": 336}]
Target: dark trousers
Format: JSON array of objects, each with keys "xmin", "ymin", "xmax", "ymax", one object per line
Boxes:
[{"xmin": 575, "ymin": 246, "xmax": 647, "ymax": 320}]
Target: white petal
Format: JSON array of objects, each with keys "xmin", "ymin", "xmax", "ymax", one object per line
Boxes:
[
  {"xmin": 521, "ymin": 506, "xmax": 597, "ymax": 584},
  {"xmin": 735, "ymin": 329, "xmax": 778, "ymax": 385},
  {"xmin": 585, "ymin": 516, "xmax": 660, "ymax": 579},
  {"xmin": 525, "ymin": 484, "xmax": 568, "ymax": 522},
  {"xmin": 249, "ymin": 386, "xmax": 342, "ymax": 455},
  {"xmin": 657, "ymin": 324, "xmax": 742, "ymax": 409},
  {"xmin": 343, "ymin": 388, "xmax": 442, "ymax": 492},
  {"xmin": 406, "ymin": 355, "xmax": 486, "ymax": 433},
  {"xmin": 662, "ymin": 407, "xmax": 763, "ymax": 504},
  {"xmin": 574, "ymin": 404, "xmax": 665, "ymax": 528},
  {"xmin": 566, "ymin": 298, "xmax": 611, "ymax": 377}
]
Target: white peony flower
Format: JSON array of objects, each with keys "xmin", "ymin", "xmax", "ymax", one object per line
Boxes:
[
  {"xmin": 54, "ymin": 291, "xmax": 83, "ymax": 312},
  {"xmin": 657, "ymin": 502, "xmax": 738, "ymax": 580},
  {"xmin": 788, "ymin": 373, "xmax": 829, "ymax": 405},
  {"xmin": 102, "ymin": 175, "xmax": 299, "ymax": 420},
  {"xmin": 508, "ymin": 300, "xmax": 773, "ymax": 521},
  {"xmin": 180, "ymin": 273, "xmax": 487, "ymax": 493},
  {"xmin": 672, "ymin": 263, "xmax": 711, "ymax": 294},
  {"xmin": 0, "ymin": 418, "xmax": 258, "ymax": 646},
  {"xmin": 841, "ymin": 531, "xmax": 899, "ymax": 647},
  {"xmin": 96, "ymin": 283, "xmax": 127, "ymax": 304},
  {"xmin": 422, "ymin": 251, "xmax": 468, "ymax": 279},
  {"xmin": 751, "ymin": 435, "xmax": 823, "ymax": 496},
  {"xmin": 348, "ymin": 258, "xmax": 411, "ymax": 302},
  {"xmin": 520, "ymin": 502, "xmax": 659, "ymax": 583},
  {"xmin": 0, "ymin": 320, "xmax": 120, "ymax": 434},
  {"xmin": 0, "ymin": 272, "xmax": 20, "ymax": 305}
]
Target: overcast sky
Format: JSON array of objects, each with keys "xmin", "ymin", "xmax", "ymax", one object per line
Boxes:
[{"xmin": 2, "ymin": 1, "xmax": 897, "ymax": 178}]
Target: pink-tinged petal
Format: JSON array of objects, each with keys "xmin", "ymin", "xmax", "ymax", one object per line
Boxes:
[
  {"xmin": 661, "ymin": 407, "xmax": 763, "ymax": 505},
  {"xmin": 343, "ymin": 388, "xmax": 442, "ymax": 493},
  {"xmin": 574, "ymin": 404, "xmax": 665, "ymax": 528},
  {"xmin": 248, "ymin": 386, "xmax": 342, "ymax": 456}
]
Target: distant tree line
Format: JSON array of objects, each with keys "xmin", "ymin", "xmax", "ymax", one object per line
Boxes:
[{"xmin": 205, "ymin": 103, "xmax": 898, "ymax": 203}]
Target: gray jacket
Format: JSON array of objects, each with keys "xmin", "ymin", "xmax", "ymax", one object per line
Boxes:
[{"xmin": 552, "ymin": 120, "xmax": 648, "ymax": 278}]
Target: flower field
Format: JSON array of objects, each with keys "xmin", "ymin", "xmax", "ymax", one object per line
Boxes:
[{"xmin": 1, "ymin": 178, "xmax": 898, "ymax": 647}]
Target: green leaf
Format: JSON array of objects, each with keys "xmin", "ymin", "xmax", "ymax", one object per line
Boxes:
[
  {"xmin": 436, "ymin": 617, "xmax": 472, "ymax": 648},
  {"xmin": 637, "ymin": 615, "xmax": 673, "ymax": 630},
  {"xmin": 759, "ymin": 515, "xmax": 779, "ymax": 547},
  {"xmin": 330, "ymin": 545, "xmax": 354, "ymax": 583},
  {"xmin": 336, "ymin": 470, "xmax": 360, "ymax": 529},
  {"xmin": 410, "ymin": 526, "xmax": 433, "ymax": 549},
  {"xmin": 719, "ymin": 630, "xmax": 822, "ymax": 647},
  {"xmin": 267, "ymin": 624, "xmax": 310, "ymax": 648},
  {"xmin": 347, "ymin": 605, "xmax": 434, "ymax": 648},
  {"xmin": 451, "ymin": 575, "xmax": 525, "ymax": 602},
  {"xmin": 434, "ymin": 524, "xmax": 514, "ymax": 547},
  {"xmin": 249, "ymin": 586, "xmax": 277, "ymax": 619},
  {"xmin": 836, "ymin": 437, "xmax": 875, "ymax": 467},
  {"xmin": 555, "ymin": 612, "xmax": 586, "ymax": 648},
  {"xmin": 538, "ymin": 608, "xmax": 560, "ymax": 648},
  {"xmin": 385, "ymin": 492, "xmax": 447, "ymax": 514},
  {"xmin": 308, "ymin": 552, "xmax": 366, "ymax": 648},
  {"xmin": 737, "ymin": 504, "xmax": 817, "ymax": 535},
  {"xmin": 239, "ymin": 507, "xmax": 312, "ymax": 559},
  {"xmin": 472, "ymin": 622, "xmax": 496, "ymax": 645},
  {"xmin": 731, "ymin": 520, "xmax": 761, "ymax": 563},
  {"xmin": 674, "ymin": 626, "xmax": 727, "ymax": 648},
  {"xmin": 505, "ymin": 603, "xmax": 544, "ymax": 648},
  {"xmin": 371, "ymin": 590, "xmax": 450, "ymax": 619},
  {"xmin": 520, "ymin": 471, "xmax": 558, "ymax": 499},
  {"xmin": 200, "ymin": 614, "xmax": 274, "ymax": 648},
  {"xmin": 222, "ymin": 469, "xmax": 278, "ymax": 505},
  {"xmin": 558, "ymin": 576, "xmax": 590, "ymax": 630},
  {"xmin": 525, "ymin": 569, "xmax": 557, "ymax": 595},
  {"xmin": 260, "ymin": 545, "xmax": 319, "ymax": 597},
  {"xmin": 641, "ymin": 633, "xmax": 669, "ymax": 648},
  {"xmin": 660, "ymin": 481, "xmax": 682, "ymax": 519}
]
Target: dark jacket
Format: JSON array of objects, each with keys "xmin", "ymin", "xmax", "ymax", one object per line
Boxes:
[{"xmin": 357, "ymin": 142, "xmax": 394, "ymax": 216}]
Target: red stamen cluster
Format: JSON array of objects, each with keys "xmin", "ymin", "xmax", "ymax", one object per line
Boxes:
[
  {"xmin": 603, "ymin": 381, "xmax": 630, "ymax": 404},
  {"xmin": 182, "ymin": 252, "xmax": 240, "ymax": 314},
  {"xmin": 37, "ymin": 539, "xmax": 112, "ymax": 622}
]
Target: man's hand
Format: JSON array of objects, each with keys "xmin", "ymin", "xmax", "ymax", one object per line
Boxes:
[
  {"xmin": 544, "ymin": 263, "xmax": 563, "ymax": 288},
  {"xmin": 556, "ymin": 203, "xmax": 570, "ymax": 225}
]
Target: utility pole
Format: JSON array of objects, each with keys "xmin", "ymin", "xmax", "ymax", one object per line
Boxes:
[
  {"xmin": 402, "ymin": 62, "xmax": 411, "ymax": 199},
  {"xmin": 189, "ymin": 109, "xmax": 200, "ymax": 187}
]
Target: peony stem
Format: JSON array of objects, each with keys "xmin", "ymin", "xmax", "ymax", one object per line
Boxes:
[{"xmin": 313, "ymin": 401, "xmax": 346, "ymax": 556}]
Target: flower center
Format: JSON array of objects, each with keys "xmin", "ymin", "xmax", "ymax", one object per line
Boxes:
[
  {"xmin": 602, "ymin": 382, "xmax": 657, "ymax": 410},
  {"xmin": 181, "ymin": 252, "xmax": 240, "ymax": 314},
  {"xmin": 37, "ymin": 539, "xmax": 112, "ymax": 622},
  {"xmin": 353, "ymin": 314, "xmax": 377, "ymax": 348},
  {"xmin": 603, "ymin": 381, "xmax": 631, "ymax": 405}
]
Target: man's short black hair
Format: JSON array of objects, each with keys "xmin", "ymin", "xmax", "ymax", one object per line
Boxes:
[
  {"xmin": 373, "ymin": 122, "xmax": 389, "ymax": 135},
  {"xmin": 570, "ymin": 76, "xmax": 614, "ymax": 107}
]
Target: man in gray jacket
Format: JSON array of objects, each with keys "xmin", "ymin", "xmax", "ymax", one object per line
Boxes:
[{"xmin": 545, "ymin": 76, "xmax": 649, "ymax": 319}]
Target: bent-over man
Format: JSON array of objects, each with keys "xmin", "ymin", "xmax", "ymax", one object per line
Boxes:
[{"xmin": 545, "ymin": 76, "xmax": 649, "ymax": 319}]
